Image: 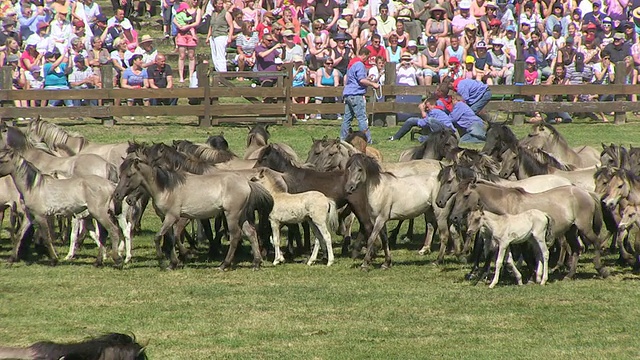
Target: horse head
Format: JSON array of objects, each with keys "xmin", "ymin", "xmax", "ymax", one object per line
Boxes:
[
  {"xmin": 206, "ymin": 132, "xmax": 230, "ymax": 150},
  {"xmin": 482, "ymin": 122, "xmax": 517, "ymax": 159},
  {"xmin": 601, "ymin": 168, "xmax": 635, "ymax": 209},
  {"xmin": 344, "ymin": 153, "xmax": 381, "ymax": 194},
  {"xmin": 498, "ymin": 147, "xmax": 518, "ymax": 179},
  {"xmin": 305, "ymin": 135, "xmax": 330, "ymax": 165},
  {"xmin": 247, "ymin": 124, "xmax": 271, "ymax": 147},
  {"xmin": 465, "ymin": 204, "xmax": 485, "ymax": 238},
  {"xmin": 449, "ymin": 179, "xmax": 480, "ymax": 224},
  {"xmin": 114, "ymin": 157, "xmax": 147, "ymax": 202},
  {"xmin": 436, "ymin": 164, "xmax": 476, "ymax": 207}
]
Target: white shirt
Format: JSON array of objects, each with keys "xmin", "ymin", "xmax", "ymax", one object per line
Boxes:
[
  {"xmin": 27, "ymin": 33, "xmax": 54, "ymax": 54},
  {"xmin": 107, "ymin": 16, "xmax": 132, "ymax": 30},
  {"xmin": 50, "ymin": 19, "xmax": 72, "ymax": 48},
  {"xmin": 68, "ymin": 66, "xmax": 95, "ymax": 89},
  {"xmin": 83, "ymin": 1, "xmax": 101, "ymax": 22},
  {"xmin": 396, "ymin": 63, "xmax": 419, "ymax": 86},
  {"xmin": 25, "ymin": 71, "xmax": 43, "ymax": 89}
]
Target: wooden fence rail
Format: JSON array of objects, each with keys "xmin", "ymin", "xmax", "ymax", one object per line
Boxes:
[{"xmin": 2, "ymin": 62, "xmax": 640, "ymax": 126}]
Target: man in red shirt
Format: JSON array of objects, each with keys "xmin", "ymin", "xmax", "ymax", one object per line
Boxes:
[{"xmin": 364, "ymin": 34, "xmax": 388, "ymax": 69}]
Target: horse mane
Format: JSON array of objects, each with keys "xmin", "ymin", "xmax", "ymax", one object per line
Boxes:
[
  {"xmin": 524, "ymin": 146, "xmax": 575, "ymax": 171},
  {"xmin": 149, "ymin": 143, "xmax": 212, "ymax": 175},
  {"xmin": 488, "ymin": 122, "xmax": 518, "ymax": 149},
  {"xmin": 246, "ymin": 124, "xmax": 270, "ymax": 147},
  {"xmin": 613, "ymin": 167, "xmax": 640, "ymax": 187},
  {"xmin": 206, "ymin": 134, "xmax": 231, "ymax": 151},
  {"xmin": 152, "ymin": 163, "xmax": 186, "ymax": 191},
  {"xmin": 256, "ymin": 144, "xmax": 298, "ymax": 170},
  {"xmin": 2, "ymin": 149, "xmax": 44, "ymax": 190},
  {"xmin": 127, "ymin": 141, "xmax": 148, "ymax": 155},
  {"xmin": 345, "ymin": 130, "xmax": 367, "ymax": 144},
  {"xmin": 538, "ymin": 122, "xmax": 570, "ymax": 147},
  {"xmin": 338, "ymin": 140, "xmax": 359, "ymax": 154},
  {"xmin": 452, "ymin": 148, "xmax": 501, "ymax": 181},
  {"xmin": 27, "ymin": 118, "xmax": 87, "ymax": 149},
  {"xmin": 594, "ymin": 166, "xmax": 616, "ymax": 182},
  {"xmin": 600, "ymin": 143, "xmax": 629, "ymax": 168},
  {"xmin": 255, "ymin": 168, "xmax": 289, "ymax": 193},
  {"xmin": 28, "ymin": 333, "xmax": 147, "ymax": 360},
  {"xmin": 412, "ymin": 129, "xmax": 457, "ymax": 160},
  {"xmin": 345, "ymin": 153, "xmax": 384, "ymax": 188},
  {"xmin": 174, "ymin": 139, "xmax": 235, "ymax": 163}
]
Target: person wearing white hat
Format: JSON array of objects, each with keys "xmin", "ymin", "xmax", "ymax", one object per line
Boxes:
[
  {"xmin": 282, "ymin": 29, "xmax": 303, "ymax": 64},
  {"xmin": 487, "ymin": 37, "xmax": 513, "ymax": 84},
  {"xmin": 136, "ymin": 34, "xmax": 157, "ymax": 68},
  {"xmin": 451, "ymin": 0, "xmax": 477, "ymax": 36}
]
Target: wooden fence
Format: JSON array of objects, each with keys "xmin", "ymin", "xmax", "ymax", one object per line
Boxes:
[{"xmin": 2, "ymin": 61, "xmax": 640, "ymax": 126}]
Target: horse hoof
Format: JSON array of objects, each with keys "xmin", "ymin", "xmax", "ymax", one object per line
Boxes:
[
  {"xmin": 381, "ymin": 262, "xmax": 392, "ymax": 270},
  {"xmin": 218, "ymin": 263, "xmax": 231, "ymax": 271},
  {"xmin": 7, "ymin": 256, "xmax": 17, "ymax": 265},
  {"xmin": 360, "ymin": 264, "xmax": 369, "ymax": 272},
  {"xmin": 93, "ymin": 260, "xmax": 104, "ymax": 268},
  {"xmin": 252, "ymin": 265, "xmax": 261, "ymax": 271},
  {"xmin": 465, "ymin": 272, "xmax": 477, "ymax": 281},
  {"xmin": 418, "ymin": 247, "xmax": 430, "ymax": 256},
  {"xmin": 599, "ymin": 267, "xmax": 610, "ymax": 279},
  {"xmin": 49, "ymin": 259, "xmax": 59, "ymax": 267}
]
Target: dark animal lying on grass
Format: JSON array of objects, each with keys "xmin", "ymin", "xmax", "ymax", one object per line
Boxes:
[{"xmin": 0, "ymin": 333, "xmax": 147, "ymax": 360}]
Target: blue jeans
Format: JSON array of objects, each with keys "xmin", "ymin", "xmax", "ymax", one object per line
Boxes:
[
  {"xmin": 459, "ymin": 122, "xmax": 487, "ymax": 144},
  {"xmin": 45, "ymin": 85, "xmax": 74, "ymax": 107},
  {"xmin": 72, "ymin": 99, "xmax": 98, "ymax": 107},
  {"xmin": 392, "ymin": 117, "xmax": 420, "ymax": 140},
  {"xmin": 341, "ymin": 95, "xmax": 371, "ymax": 143},
  {"xmin": 469, "ymin": 89, "xmax": 492, "ymax": 114}
]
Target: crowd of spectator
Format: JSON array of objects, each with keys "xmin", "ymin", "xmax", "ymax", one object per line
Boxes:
[{"xmin": 2, "ymin": 0, "xmax": 640, "ymax": 120}]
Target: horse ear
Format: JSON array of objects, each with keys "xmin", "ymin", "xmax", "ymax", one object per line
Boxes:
[
  {"xmin": 601, "ymin": 143, "xmax": 607, "ymax": 149},
  {"xmin": 247, "ymin": 125, "xmax": 252, "ymax": 131},
  {"xmin": 220, "ymin": 131, "xmax": 224, "ymax": 136}
]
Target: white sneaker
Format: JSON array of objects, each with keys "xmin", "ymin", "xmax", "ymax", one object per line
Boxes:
[{"xmin": 315, "ymin": 114, "xmax": 322, "ymax": 120}]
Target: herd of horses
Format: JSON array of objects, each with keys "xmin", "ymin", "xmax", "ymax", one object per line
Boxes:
[{"xmin": 4, "ymin": 117, "xmax": 640, "ymax": 288}]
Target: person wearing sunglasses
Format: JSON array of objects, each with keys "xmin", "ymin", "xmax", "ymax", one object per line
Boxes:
[{"xmin": 256, "ymin": 33, "xmax": 284, "ymax": 86}]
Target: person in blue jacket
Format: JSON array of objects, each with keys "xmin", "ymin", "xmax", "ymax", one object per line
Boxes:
[
  {"xmin": 389, "ymin": 85, "xmax": 453, "ymax": 141},
  {"xmin": 441, "ymin": 76, "xmax": 492, "ymax": 120},
  {"xmin": 449, "ymin": 93, "xmax": 486, "ymax": 143}
]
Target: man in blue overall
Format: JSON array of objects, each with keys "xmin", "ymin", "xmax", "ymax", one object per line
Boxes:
[
  {"xmin": 449, "ymin": 93, "xmax": 487, "ymax": 143},
  {"xmin": 340, "ymin": 47, "xmax": 380, "ymax": 144}
]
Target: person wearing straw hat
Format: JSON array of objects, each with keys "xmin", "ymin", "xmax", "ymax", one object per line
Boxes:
[
  {"xmin": 397, "ymin": 51, "xmax": 420, "ymax": 86},
  {"xmin": 340, "ymin": 47, "xmax": 379, "ymax": 144},
  {"xmin": 50, "ymin": 5, "xmax": 72, "ymax": 54},
  {"xmin": 136, "ymin": 34, "xmax": 157, "ymax": 67}
]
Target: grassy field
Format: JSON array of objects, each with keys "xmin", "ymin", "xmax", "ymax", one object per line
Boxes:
[{"xmin": 1, "ymin": 117, "xmax": 640, "ymax": 359}]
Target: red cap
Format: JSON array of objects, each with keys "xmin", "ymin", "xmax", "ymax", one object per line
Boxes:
[
  {"xmin": 586, "ymin": 23, "xmax": 597, "ymax": 30},
  {"xmin": 489, "ymin": 18, "xmax": 501, "ymax": 26},
  {"xmin": 73, "ymin": 20, "xmax": 85, "ymax": 28},
  {"xmin": 448, "ymin": 57, "xmax": 460, "ymax": 64}
]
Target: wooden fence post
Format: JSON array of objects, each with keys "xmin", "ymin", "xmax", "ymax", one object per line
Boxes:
[
  {"xmin": 1, "ymin": 66, "xmax": 13, "ymax": 125},
  {"xmin": 614, "ymin": 61, "xmax": 626, "ymax": 125},
  {"xmin": 197, "ymin": 62, "xmax": 211, "ymax": 127},
  {"xmin": 283, "ymin": 63, "xmax": 293, "ymax": 126},
  {"xmin": 512, "ymin": 38, "xmax": 525, "ymax": 125},
  {"xmin": 100, "ymin": 64, "xmax": 115, "ymax": 126},
  {"xmin": 382, "ymin": 62, "xmax": 396, "ymax": 127}
]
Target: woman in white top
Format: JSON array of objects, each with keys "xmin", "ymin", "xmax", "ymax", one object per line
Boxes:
[{"xmin": 396, "ymin": 52, "xmax": 419, "ymax": 86}]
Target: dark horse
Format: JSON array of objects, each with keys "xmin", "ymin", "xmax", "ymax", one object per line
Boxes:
[
  {"xmin": 481, "ymin": 121, "xmax": 519, "ymax": 160},
  {"xmin": 254, "ymin": 145, "xmax": 379, "ymax": 268},
  {"xmin": 0, "ymin": 333, "xmax": 146, "ymax": 360},
  {"xmin": 206, "ymin": 133, "xmax": 231, "ymax": 151},
  {"xmin": 398, "ymin": 128, "xmax": 459, "ymax": 162}
]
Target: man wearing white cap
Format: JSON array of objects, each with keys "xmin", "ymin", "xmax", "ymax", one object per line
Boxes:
[
  {"xmin": 282, "ymin": 29, "xmax": 303, "ymax": 63},
  {"xmin": 487, "ymin": 38, "xmax": 513, "ymax": 84},
  {"xmin": 451, "ymin": 0, "xmax": 477, "ymax": 36}
]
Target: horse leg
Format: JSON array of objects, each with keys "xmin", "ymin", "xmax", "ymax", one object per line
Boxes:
[
  {"xmin": 616, "ymin": 228, "xmax": 636, "ymax": 265},
  {"xmin": 388, "ymin": 220, "xmax": 403, "ymax": 249},
  {"xmin": 210, "ymin": 215, "xmax": 225, "ymax": 259},
  {"xmin": 419, "ymin": 211, "xmax": 435, "ymax": 255},
  {"xmin": 466, "ymin": 233, "xmax": 487, "ymax": 281},
  {"xmin": 271, "ymin": 220, "xmax": 284, "ymax": 265},
  {"xmin": 338, "ymin": 207, "xmax": 354, "ymax": 257},
  {"xmin": 34, "ymin": 216, "xmax": 59, "ymax": 266},
  {"xmin": 307, "ymin": 221, "xmax": 322, "ymax": 266},
  {"xmin": 92, "ymin": 209, "xmax": 125, "ymax": 269},
  {"xmin": 199, "ymin": 219, "xmax": 214, "ymax": 253},
  {"xmin": 504, "ymin": 249, "xmax": 523, "ymax": 286},
  {"xmin": 173, "ymin": 218, "xmax": 193, "ymax": 261},
  {"xmin": 577, "ymin": 227, "xmax": 609, "ymax": 279},
  {"xmin": 562, "ymin": 227, "xmax": 581, "ymax": 280},
  {"xmin": 152, "ymin": 215, "xmax": 178, "ymax": 268},
  {"xmin": 116, "ymin": 209, "xmax": 133, "ymax": 263},
  {"xmin": 361, "ymin": 217, "xmax": 386, "ymax": 270},
  {"xmin": 220, "ymin": 213, "xmax": 243, "ymax": 271},
  {"xmin": 489, "ymin": 245, "xmax": 507, "ymax": 288},
  {"xmin": 64, "ymin": 216, "xmax": 84, "ymax": 261},
  {"xmin": 241, "ymin": 220, "xmax": 262, "ymax": 270},
  {"xmin": 132, "ymin": 195, "xmax": 149, "ymax": 234},
  {"xmin": 379, "ymin": 224, "xmax": 392, "ymax": 269},
  {"xmin": 286, "ymin": 224, "xmax": 301, "ymax": 259},
  {"xmin": 301, "ymin": 221, "xmax": 311, "ymax": 255}
]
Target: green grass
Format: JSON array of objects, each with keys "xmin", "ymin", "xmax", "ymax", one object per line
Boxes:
[{"xmin": 2, "ymin": 116, "xmax": 640, "ymax": 359}]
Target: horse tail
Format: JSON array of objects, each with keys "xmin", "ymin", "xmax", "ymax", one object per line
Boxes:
[
  {"xmin": 106, "ymin": 162, "xmax": 119, "ymax": 184},
  {"xmin": 245, "ymin": 182, "xmax": 274, "ymax": 226},
  {"xmin": 589, "ymin": 192, "xmax": 604, "ymax": 236},
  {"xmin": 326, "ymin": 200, "xmax": 339, "ymax": 233},
  {"xmin": 545, "ymin": 215, "xmax": 555, "ymax": 247}
]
